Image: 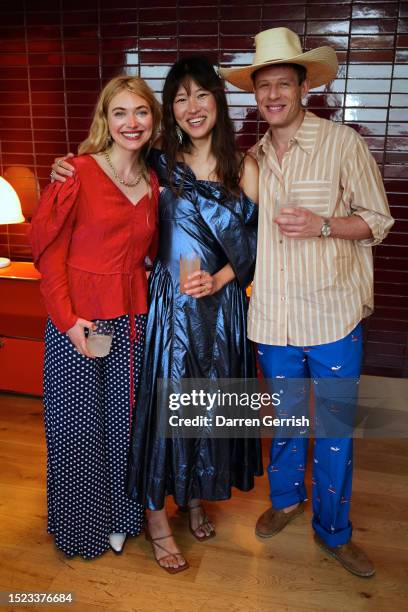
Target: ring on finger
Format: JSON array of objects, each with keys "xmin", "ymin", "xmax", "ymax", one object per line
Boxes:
[{"xmin": 50, "ymin": 170, "xmax": 56, "ymax": 179}]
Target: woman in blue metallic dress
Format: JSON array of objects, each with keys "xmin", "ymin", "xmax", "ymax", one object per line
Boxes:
[{"xmin": 127, "ymin": 57, "xmax": 263, "ymax": 573}]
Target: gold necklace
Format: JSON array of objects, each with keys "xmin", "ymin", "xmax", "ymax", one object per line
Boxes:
[{"xmin": 104, "ymin": 150, "xmax": 142, "ymax": 187}]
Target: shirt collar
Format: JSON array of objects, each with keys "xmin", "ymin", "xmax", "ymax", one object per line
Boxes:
[{"xmin": 258, "ymin": 110, "xmax": 321, "ymax": 157}]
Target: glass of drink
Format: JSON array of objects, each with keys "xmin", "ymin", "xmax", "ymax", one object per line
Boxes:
[
  {"xmin": 276, "ymin": 192, "xmax": 292, "ymax": 210},
  {"xmin": 180, "ymin": 253, "xmax": 201, "ymax": 294},
  {"xmin": 87, "ymin": 320, "xmax": 114, "ymax": 357}
]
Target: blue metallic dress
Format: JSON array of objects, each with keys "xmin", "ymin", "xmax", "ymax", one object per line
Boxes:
[{"xmin": 127, "ymin": 149, "xmax": 263, "ymax": 509}]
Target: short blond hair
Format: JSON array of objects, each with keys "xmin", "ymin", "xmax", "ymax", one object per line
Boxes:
[{"xmin": 78, "ymin": 75, "xmax": 161, "ymax": 164}]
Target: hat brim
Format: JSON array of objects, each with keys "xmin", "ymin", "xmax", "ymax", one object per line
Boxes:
[{"xmin": 219, "ymin": 46, "xmax": 338, "ymax": 91}]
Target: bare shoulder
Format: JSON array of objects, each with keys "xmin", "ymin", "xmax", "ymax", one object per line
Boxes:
[
  {"xmin": 240, "ymin": 154, "xmax": 259, "ymax": 203},
  {"xmin": 242, "ymin": 153, "xmax": 258, "ymax": 175}
]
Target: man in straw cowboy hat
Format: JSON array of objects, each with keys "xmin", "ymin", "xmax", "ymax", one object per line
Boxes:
[{"xmin": 221, "ymin": 27, "xmax": 394, "ymax": 578}]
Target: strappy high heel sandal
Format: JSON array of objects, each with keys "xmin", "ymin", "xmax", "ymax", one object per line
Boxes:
[
  {"xmin": 145, "ymin": 523, "xmax": 189, "ymax": 574},
  {"xmin": 188, "ymin": 502, "xmax": 216, "ymax": 541}
]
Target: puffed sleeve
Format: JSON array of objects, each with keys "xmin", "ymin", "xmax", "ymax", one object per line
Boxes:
[
  {"xmin": 196, "ymin": 184, "xmax": 258, "ymax": 289},
  {"xmin": 340, "ymin": 128, "xmax": 394, "ymax": 246},
  {"xmin": 30, "ymin": 175, "xmax": 80, "ymax": 332}
]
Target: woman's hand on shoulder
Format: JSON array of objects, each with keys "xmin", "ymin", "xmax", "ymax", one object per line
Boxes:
[
  {"xmin": 66, "ymin": 318, "xmax": 96, "ymax": 358},
  {"xmin": 51, "ymin": 153, "xmax": 75, "ymax": 183},
  {"xmin": 240, "ymin": 154, "xmax": 259, "ymax": 204}
]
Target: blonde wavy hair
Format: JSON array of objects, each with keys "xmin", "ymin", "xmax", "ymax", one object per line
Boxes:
[{"xmin": 78, "ymin": 75, "xmax": 161, "ymax": 184}]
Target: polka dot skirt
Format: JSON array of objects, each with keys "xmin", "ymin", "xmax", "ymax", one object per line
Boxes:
[{"xmin": 43, "ymin": 315, "xmax": 146, "ymax": 559}]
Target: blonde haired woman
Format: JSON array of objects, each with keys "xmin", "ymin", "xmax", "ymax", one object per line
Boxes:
[{"xmin": 30, "ymin": 76, "xmax": 161, "ymax": 558}]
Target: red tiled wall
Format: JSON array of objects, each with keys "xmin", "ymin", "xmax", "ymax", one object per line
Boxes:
[{"xmin": 0, "ymin": 0, "xmax": 407, "ymax": 377}]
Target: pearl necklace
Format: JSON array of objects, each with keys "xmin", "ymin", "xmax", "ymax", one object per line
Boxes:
[{"xmin": 104, "ymin": 150, "xmax": 142, "ymax": 187}]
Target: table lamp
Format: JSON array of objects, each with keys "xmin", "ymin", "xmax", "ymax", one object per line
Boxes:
[{"xmin": 0, "ymin": 176, "xmax": 25, "ymax": 268}]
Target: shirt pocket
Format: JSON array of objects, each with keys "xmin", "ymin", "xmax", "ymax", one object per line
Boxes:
[{"xmin": 288, "ymin": 179, "xmax": 332, "ymax": 217}]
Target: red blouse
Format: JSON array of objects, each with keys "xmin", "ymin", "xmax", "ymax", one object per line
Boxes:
[{"xmin": 30, "ymin": 155, "xmax": 159, "ymax": 333}]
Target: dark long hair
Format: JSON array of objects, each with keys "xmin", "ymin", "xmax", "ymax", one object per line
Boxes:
[{"xmin": 162, "ymin": 55, "xmax": 242, "ymax": 196}]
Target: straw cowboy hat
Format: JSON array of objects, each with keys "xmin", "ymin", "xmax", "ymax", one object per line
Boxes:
[{"xmin": 219, "ymin": 27, "xmax": 338, "ymax": 91}]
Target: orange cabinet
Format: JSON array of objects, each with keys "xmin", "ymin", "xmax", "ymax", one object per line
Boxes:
[
  {"xmin": 0, "ymin": 262, "xmax": 47, "ymax": 396},
  {"xmin": 0, "ymin": 336, "xmax": 45, "ymax": 395}
]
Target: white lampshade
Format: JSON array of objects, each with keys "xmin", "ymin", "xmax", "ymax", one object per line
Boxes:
[
  {"xmin": 0, "ymin": 176, "xmax": 25, "ymax": 224},
  {"xmin": 0, "ymin": 176, "xmax": 25, "ymax": 268}
]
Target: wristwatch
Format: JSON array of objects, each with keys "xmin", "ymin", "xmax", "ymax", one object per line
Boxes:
[{"xmin": 320, "ymin": 218, "xmax": 331, "ymax": 238}]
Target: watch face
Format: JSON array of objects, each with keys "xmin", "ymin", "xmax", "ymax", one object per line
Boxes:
[{"xmin": 321, "ymin": 222, "xmax": 331, "ymax": 237}]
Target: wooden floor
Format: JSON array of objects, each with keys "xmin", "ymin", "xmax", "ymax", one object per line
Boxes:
[{"xmin": 1, "ymin": 382, "xmax": 408, "ymax": 612}]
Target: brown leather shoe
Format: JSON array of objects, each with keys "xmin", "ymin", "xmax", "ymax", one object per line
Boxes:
[
  {"xmin": 255, "ymin": 502, "xmax": 305, "ymax": 538},
  {"xmin": 314, "ymin": 534, "xmax": 375, "ymax": 578}
]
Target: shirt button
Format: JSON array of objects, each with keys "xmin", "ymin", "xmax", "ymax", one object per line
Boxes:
[
  {"xmin": 281, "ymin": 297, "xmax": 286, "ymax": 302},
  {"xmin": 280, "ymin": 268, "xmax": 284, "ymax": 272},
  {"xmin": 279, "ymin": 240, "xmax": 283, "ymax": 244}
]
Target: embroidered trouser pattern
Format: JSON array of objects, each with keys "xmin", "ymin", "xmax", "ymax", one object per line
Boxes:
[{"xmin": 257, "ymin": 324, "xmax": 362, "ymax": 547}]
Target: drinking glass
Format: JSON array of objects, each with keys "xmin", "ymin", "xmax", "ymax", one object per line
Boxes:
[
  {"xmin": 179, "ymin": 253, "xmax": 201, "ymax": 294},
  {"xmin": 87, "ymin": 320, "xmax": 114, "ymax": 357}
]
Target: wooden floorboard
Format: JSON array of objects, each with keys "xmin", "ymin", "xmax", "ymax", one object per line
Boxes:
[{"xmin": 0, "ymin": 387, "xmax": 407, "ymax": 612}]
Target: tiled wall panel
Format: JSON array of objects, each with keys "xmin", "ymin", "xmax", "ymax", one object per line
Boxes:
[{"xmin": 0, "ymin": 0, "xmax": 407, "ymax": 377}]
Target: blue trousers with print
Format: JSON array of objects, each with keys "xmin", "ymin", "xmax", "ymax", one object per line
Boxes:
[{"xmin": 257, "ymin": 324, "xmax": 362, "ymax": 547}]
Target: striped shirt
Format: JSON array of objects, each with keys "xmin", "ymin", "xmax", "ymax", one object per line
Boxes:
[{"xmin": 248, "ymin": 111, "xmax": 394, "ymax": 346}]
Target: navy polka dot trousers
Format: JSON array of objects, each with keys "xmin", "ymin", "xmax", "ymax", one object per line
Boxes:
[{"xmin": 43, "ymin": 315, "xmax": 146, "ymax": 558}]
